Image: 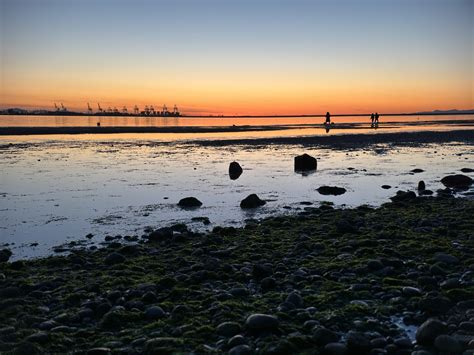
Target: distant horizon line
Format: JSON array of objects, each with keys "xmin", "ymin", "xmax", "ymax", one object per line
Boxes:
[{"xmin": 1, "ymin": 106, "xmax": 474, "ymax": 118}]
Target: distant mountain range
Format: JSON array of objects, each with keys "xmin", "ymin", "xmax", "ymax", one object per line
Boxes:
[{"xmin": 413, "ymin": 109, "xmax": 474, "ymax": 115}]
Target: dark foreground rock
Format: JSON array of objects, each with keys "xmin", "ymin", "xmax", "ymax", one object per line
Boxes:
[
  {"xmin": 294, "ymin": 153, "xmax": 317, "ymax": 171},
  {"xmin": 178, "ymin": 197, "xmax": 203, "ymax": 208},
  {"xmin": 0, "ymin": 196, "xmax": 473, "ymax": 353},
  {"xmin": 317, "ymin": 186, "xmax": 347, "ymax": 196},
  {"xmin": 240, "ymin": 194, "xmax": 266, "ymax": 209},
  {"xmin": 0, "ymin": 248, "xmax": 12, "ymax": 263},
  {"xmin": 229, "ymin": 161, "xmax": 243, "ymax": 180},
  {"xmin": 441, "ymin": 174, "xmax": 473, "ymax": 189}
]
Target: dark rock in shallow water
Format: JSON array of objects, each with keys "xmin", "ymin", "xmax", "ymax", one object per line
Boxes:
[
  {"xmin": 178, "ymin": 197, "xmax": 202, "ymax": 208},
  {"xmin": 381, "ymin": 185, "xmax": 391, "ymax": 189},
  {"xmin": 411, "ymin": 168, "xmax": 424, "ymax": 173},
  {"xmin": 441, "ymin": 174, "xmax": 473, "ymax": 189},
  {"xmin": 147, "ymin": 227, "xmax": 173, "ymax": 242},
  {"xmin": 0, "ymin": 248, "xmax": 12, "ymax": 263},
  {"xmin": 294, "ymin": 153, "xmax": 317, "ymax": 171},
  {"xmin": 416, "ymin": 319, "xmax": 447, "ymax": 345},
  {"xmin": 419, "ymin": 189, "xmax": 433, "ymax": 196},
  {"xmin": 229, "ymin": 161, "xmax": 243, "ymax": 180},
  {"xmin": 245, "ymin": 314, "xmax": 279, "ymax": 333},
  {"xmin": 240, "ymin": 194, "xmax": 266, "ymax": 209},
  {"xmin": 390, "ymin": 190, "xmax": 416, "ymax": 202},
  {"xmin": 461, "ymin": 167, "xmax": 474, "ymax": 173},
  {"xmin": 418, "ymin": 180, "xmax": 426, "ymax": 191},
  {"xmin": 317, "ymin": 186, "xmax": 346, "ymax": 196}
]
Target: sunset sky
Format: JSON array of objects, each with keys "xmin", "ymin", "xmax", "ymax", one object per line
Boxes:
[{"xmin": 0, "ymin": 0, "xmax": 472, "ymax": 115}]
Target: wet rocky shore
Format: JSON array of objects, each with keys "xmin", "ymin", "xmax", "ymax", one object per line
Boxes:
[{"xmin": 1, "ymin": 195, "xmax": 473, "ymax": 354}]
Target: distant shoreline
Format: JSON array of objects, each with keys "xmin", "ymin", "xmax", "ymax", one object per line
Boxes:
[{"xmin": 0, "ymin": 119, "xmax": 473, "ymax": 136}]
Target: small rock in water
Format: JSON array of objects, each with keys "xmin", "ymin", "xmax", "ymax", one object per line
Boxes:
[
  {"xmin": 411, "ymin": 168, "xmax": 424, "ymax": 173},
  {"xmin": 317, "ymin": 186, "xmax": 346, "ymax": 196},
  {"xmin": 390, "ymin": 190, "xmax": 416, "ymax": 202},
  {"xmin": 418, "ymin": 180, "xmax": 426, "ymax": 191},
  {"xmin": 178, "ymin": 197, "xmax": 202, "ymax": 208},
  {"xmin": 294, "ymin": 153, "xmax": 317, "ymax": 171},
  {"xmin": 245, "ymin": 314, "xmax": 279, "ymax": 333},
  {"xmin": 229, "ymin": 161, "xmax": 243, "ymax": 180},
  {"xmin": 0, "ymin": 248, "xmax": 12, "ymax": 263},
  {"xmin": 460, "ymin": 167, "xmax": 474, "ymax": 173},
  {"xmin": 381, "ymin": 185, "xmax": 391, "ymax": 189},
  {"xmin": 240, "ymin": 194, "xmax": 266, "ymax": 209},
  {"xmin": 147, "ymin": 227, "xmax": 173, "ymax": 242},
  {"xmin": 440, "ymin": 174, "xmax": 473, "ymax": 189}
]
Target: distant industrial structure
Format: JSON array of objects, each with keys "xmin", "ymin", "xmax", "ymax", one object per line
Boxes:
[{"xmin": 85, "ymin": 103, "xmax": 180, "ymax": 117}]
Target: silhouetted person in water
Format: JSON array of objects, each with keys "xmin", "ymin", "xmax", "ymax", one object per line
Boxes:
[
  {"xmin": 370, "ymin": 113, "xmax": 375, "ymax": 127},
  {"xmin": 325, "ymin": 112, "xmax": 331, "ymax": 124},
  {"xmin": 375, "ymin": 112, "xmax": 380, "ymax": 124}
]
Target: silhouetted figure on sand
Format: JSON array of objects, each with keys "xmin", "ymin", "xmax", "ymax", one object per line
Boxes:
[
  {"xmin": 375, "ymin": 112, "xmax": 380, "ymax": 123},
  {"xmin": 325, "ymin": 112, "xmax": 331, "ymax": 125},
  {"xmin": 370, "ymin": 113, "xmax": 375, "ymax": 127}
]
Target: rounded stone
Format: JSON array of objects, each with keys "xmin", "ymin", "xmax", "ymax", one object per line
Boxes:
[
  {"xmin": 245, "ymin": 314, "xmax": 279, "ymax": 332},
  {"xmin": 145, "ymin": 306, "xmax": 166, "ymax": 320},
  {"xmin": 416, "ymin": 319, "xmax": 447, "ymax": 345},
  {"xmin": 216, "ymin": 321, "xmax": 241, "ymax": 337},
  {"xmin": 434, "ymin": 334, "xmax": 462, "ymax": 353}
]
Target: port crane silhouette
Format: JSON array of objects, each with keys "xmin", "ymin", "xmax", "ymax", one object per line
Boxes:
[
  {"xmin": 133, "ymin": 105, "xmax": 139, "ymax": 115},
  {"xmin": 87, "ymin": 103, "xmax": 93, "ymax": 114},
  {"xmin": 97, "ymin": 103, "xmax": 103, "ymax": 113}
]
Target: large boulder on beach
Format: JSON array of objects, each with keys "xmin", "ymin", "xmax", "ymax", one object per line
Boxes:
[
  {"xmin": 178, "ymin": 197, "xmax": 202, "ymax": 208},
  {"xmin": 317, "ymin": 186, "xmax": 346, "ymax": 196},
  {"xmin": 294, "ymin": 154, "xmax": 317, "ymax": 171},
  {"xmin": 240, "ymin": 194, "xmax": 266, "ymax": 209},
  {"xmin": 229, "ymin": 161, "xmax": 243, "ymax": 180},
  {"xmin": 441, "ymin": 174, "xmax": 472, "ymax": 189}
]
